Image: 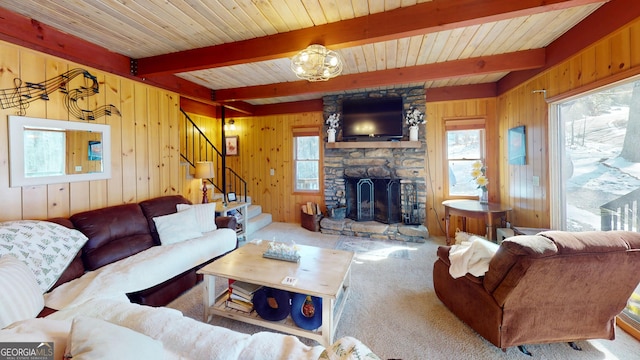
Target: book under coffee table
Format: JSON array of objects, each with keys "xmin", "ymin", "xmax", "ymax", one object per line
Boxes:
[{"xmin": 197, "ymin": 241, "xmax": 354, "ymax": 347}]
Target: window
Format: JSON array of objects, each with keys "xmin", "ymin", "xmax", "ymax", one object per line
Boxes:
[
  {"xmin": 293, "ymin": 128, "xmax": 320, "ymax": 192},
  {"xmin": 445, "ymin": 118, "xmax": 486, "ymax": 196},
  {"xmin": 551, "ymin": 77, "xmax": 640, "ymax": 337}
]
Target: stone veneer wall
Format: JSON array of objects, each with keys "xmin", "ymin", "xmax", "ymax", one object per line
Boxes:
[{"xmin": 321, "ymin": 87, "xmax": 429, "ymax": 242}]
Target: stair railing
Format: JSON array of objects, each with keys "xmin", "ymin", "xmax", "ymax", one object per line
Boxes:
[{"xmin": 180, "ymin": 109, "xmax": 247, "ymax": 202}]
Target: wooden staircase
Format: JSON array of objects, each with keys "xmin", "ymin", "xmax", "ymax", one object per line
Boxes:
[{"xmin": 180, "ymin": 110, "xmax": 272, "ymax": 235}]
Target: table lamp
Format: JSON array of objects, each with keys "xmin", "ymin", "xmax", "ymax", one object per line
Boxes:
[{"xmin": 194, "ymin": 161, "xmax": 215, "ymax": 203}]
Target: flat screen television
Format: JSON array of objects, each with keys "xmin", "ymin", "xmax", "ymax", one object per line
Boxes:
[{"xmin": 341, "ymin": 97, "xmax": 403, "ymax": 141}]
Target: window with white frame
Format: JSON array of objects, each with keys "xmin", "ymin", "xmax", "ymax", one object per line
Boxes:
[
  {"xmin": 445, "ymin": 118, "xmax": 486, "ymax": 196},
  {"xmin": 293, "ymin": 128, "xmax": 320, "ymax": 192}
]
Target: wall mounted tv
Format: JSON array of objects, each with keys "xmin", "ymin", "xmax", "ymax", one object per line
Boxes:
[{"xmin": 341, "ymin": 97, "xmax": 403, "ymax": 141}]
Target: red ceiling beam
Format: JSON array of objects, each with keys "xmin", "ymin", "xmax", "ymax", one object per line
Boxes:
[
  {"xmin": 498, "ymin": 0, "xmax": 639, "ymax": 94},
  {"xmin": 214, "ymin": 49, "xmax": 545, "ymax": 101},
  {"xmin": 426, "ymin": 83, "xmax": 498, "ymax": 102},
  {"xmin": 0, "ymin": 7, "xmax": 129, "ymax": 75},
  {"xmin": 0, "ymin": 7, "xmax": 220, "ymax": 106},
  {"xmin": 251, "ymin": 99, "xmax": 323, "ymax": 116},
  {"xmin": 135, "ymin": 0, "xmax": 601, "ymax": 77}
]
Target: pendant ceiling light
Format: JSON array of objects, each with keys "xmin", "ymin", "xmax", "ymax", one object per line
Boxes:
[{"xmin": 290, "ymin": 44, "xmax": 343, "ymax": 82}]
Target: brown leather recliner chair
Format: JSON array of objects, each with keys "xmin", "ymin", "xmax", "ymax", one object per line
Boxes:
[{"xmin": 433, "ymin": 231, "xmax": 640, "ymax": 354}]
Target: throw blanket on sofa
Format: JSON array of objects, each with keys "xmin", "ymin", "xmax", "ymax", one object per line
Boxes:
[
  {"xmin": 45, "ymin": 229, "xmax": 236, "ymax": 310},
  {"xmin": 448, "ymin": 236, "xmax": 499, "ymax": 278},
  {"xmin": 46, "ymin": 298, "xmax": 326, "ymax": 359}
]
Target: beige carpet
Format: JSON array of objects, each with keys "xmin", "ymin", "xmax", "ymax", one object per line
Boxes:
[{"xmin": 167, "ymin": 222, "xmax": 640, "ymax": 360}]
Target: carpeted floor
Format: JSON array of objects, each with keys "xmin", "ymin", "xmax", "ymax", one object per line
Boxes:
[
  {"xmin": 167, "ymin": 222, "xmax": 640, "ymax": 360},
  {"xmin": 335, "ymin": 236, "xmax": 413, "ymax": 260}
]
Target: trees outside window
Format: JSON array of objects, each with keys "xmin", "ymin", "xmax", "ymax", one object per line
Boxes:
[
  {"xmin": 293, "ymin": 129, "xmax": 320, "ymax": 192},
  {"xmin": 553, "ymin": 77, "xmax": 640, "ymax": 336},
  {"xmin": 445, "ymin": 121, "xmax": 486, "ymax": 197}
]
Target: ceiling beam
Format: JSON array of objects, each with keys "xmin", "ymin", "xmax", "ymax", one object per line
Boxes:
[
  {"xmin": 426, "ymin": 83, "xmax": 498, "ymax": 102},
  {"xmin": 213, "ymin": 49, "xmax": 545, "ymax": 101},
  {"xmin": 135, "ymin": 0, "xmax": 602, "ymax": 77}
]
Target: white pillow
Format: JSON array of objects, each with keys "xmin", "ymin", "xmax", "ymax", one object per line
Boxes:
[
  {"xmin": 0, "ymin": 255, "xmax": 45, "ymax": 328},
  {"xmin": 176, "ymin": 203, "xmax": 217, "ymax": 232},
  {"xmin": 153, "ymin": 207, "xmax": 203, "ymax": 245},
  {"xmin": 65, "ymin": 316, "xmax": 164, "ymax": 360},
  {"xmin": 0, "ymin": 220, "xmax": 88, "ymax": 292},
  {"xmin": 0, "ymin": 318, "xmax": 70, "ymax": 360}
]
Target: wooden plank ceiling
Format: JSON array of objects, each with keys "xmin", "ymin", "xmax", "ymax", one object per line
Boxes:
[{"xmin": 0, "ymin": 0, "xmax": 611, "ymax": 107}]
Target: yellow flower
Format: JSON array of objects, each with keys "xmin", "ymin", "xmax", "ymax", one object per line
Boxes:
[
  {"xmin": 471, "ymin": 161, "xmax": 489, "ymax": 190},
  {"xmin": 475, "ymin": 175, "xmax": 489, "ymax": 187}
]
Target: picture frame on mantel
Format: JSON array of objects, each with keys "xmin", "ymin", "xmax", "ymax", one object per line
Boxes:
[
  {"xmin": 225, "ymin": 136, "xmax": 239, "ymax": 156},
  {"xmin": 508, "ymin": 125, "xmax": 526, "ymax": 165}
]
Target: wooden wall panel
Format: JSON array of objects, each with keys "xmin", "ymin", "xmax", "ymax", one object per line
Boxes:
[
  {"xmin": 0, "ymin": 40, "xmax": 180, "ymax": 221},
  {"xmin": 496, "ymin": 17, "xmax": 640, "ymax": 230},
  {"xmin": 426, "ymin": 98, "xmax": 498, "ymax": 237},
  {"xmin": 105, "ymin": 73, "xmax": 124, "ymax": 206},
  {"xmin": 180, "ymin": 111, "xmax": 324, "ymax": 223}
]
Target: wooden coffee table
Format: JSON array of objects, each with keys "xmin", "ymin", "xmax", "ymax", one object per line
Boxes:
[{"xmin": 197, "ymin": 241, "xmax": 354, "ymax": 346}]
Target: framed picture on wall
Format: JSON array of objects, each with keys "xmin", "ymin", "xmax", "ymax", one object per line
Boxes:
[
  {"xmin": 508, "ymin": 126, "xmax": 526, "ymax": 165},
  {"xmin": 225, "ymin": 136, "xmax": 239, "ymax": 156},
  {"xmin": 88, "ymin": 141, "xmax": 102, "ymax": 161}
]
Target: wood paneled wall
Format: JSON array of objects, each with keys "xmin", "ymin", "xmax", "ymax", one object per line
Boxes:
[
  {"xmin": 0, "ymin": 40, "xmax": 181, "ymax": 221},
  {"xmin": 425, "ymin": 98, "xmax": 498, "ymax": 237},
  {"xmin": 181, "ymin": 111, "xmax": 325, "ymax": 223},
  {"xmin": 496, "ymin": 17, "xmax": 640, "ymax": 229}
]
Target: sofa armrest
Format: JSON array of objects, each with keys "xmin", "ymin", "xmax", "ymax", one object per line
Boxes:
[
  {"xmin": 435, "ymin": 246, "xmax": 483, "ymax": 284},
  {"xmin": 216, "ymin": 216, "xmax": 237, "ymax": 230}
]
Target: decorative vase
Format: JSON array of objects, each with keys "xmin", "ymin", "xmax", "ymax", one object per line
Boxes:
[
  {"xmin": 409, "ymin": 125, "xmax": 419, "ymax": 141},
  {"xmin": 327, "ymin": 128, "xmax": 336, "ymax": 143},
  {"xmin": 479, "ymin": 189, "xmax": 489, "ymax": 204}
]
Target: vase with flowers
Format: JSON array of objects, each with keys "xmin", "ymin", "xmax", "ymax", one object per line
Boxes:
[
  {"xmin": 405, "ymin": 107, "xmax": 425, "ymax": 141},
  {"xmin": 471, "ymin": 161, "xmax": 489, "ymax": 204},
  {"xmin": 326, "ymin": 113, "xmax": 339, "ymax": 143}
]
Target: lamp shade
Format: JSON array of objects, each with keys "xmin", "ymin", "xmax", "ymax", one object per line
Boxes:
[{"xmin": 194, "ymin": 161, "xmax": 215, "ymax": 179}]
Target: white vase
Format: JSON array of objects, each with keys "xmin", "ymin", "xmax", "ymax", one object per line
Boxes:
[
  {"xmin": 479, "ymin": 189, "xmax": 489, "ymax": 204},
  {"xmin": 409, "ymin": 126, "xmax": 419, "ymax": 141},
  {"xmin": 327, "ymin": 128, "xmax": 336, "ymax": 143}
]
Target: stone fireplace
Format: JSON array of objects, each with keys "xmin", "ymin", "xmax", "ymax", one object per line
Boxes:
[
  {"xmin": 345, "ymin": 177, "xmax": 401, "ymax": 224},
  {"xmin": 320, "ymin": 87, "xmax": 429, "ymax": 242}
]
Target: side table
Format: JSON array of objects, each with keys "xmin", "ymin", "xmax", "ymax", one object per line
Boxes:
[
  {"xmin": 442, "ymin": 199, "xmax": 512, "ymax": 245},
  {"xmin": 216, "ymin": 201, "xmax": 249, "ymax": 241}
]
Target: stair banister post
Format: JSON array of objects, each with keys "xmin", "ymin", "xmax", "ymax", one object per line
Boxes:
[{"xmin": 221, "ymin": 105, "xmax": 227, "ymax": 206}]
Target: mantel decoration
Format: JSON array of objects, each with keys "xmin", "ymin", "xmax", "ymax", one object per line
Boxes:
[
  {"xmin": 471, "ymin": 161, "xmax": 489, "ymax": 204},
  {"xmin": 405, "ymin": 107, "xmax": 425, "ymax": 141},
  {"xmin": 326, "ymin": 113, "xmax": 340, "ymax": 143},
  {"xmin": 291, "ymin": 44, "xmax": 343, "ymax": 82},
  {"xmin": 0, "ymin": 68, "xmax": 120, "ymax": 120}
]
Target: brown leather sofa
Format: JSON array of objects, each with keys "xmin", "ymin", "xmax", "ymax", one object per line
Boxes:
[
  {"xmin": 433, "ymin": 230, "xmax": 640, "ymax": 352},
  {"xmin": 44, "ymin": 195, "xmax": 237, "ymax": 312}
]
